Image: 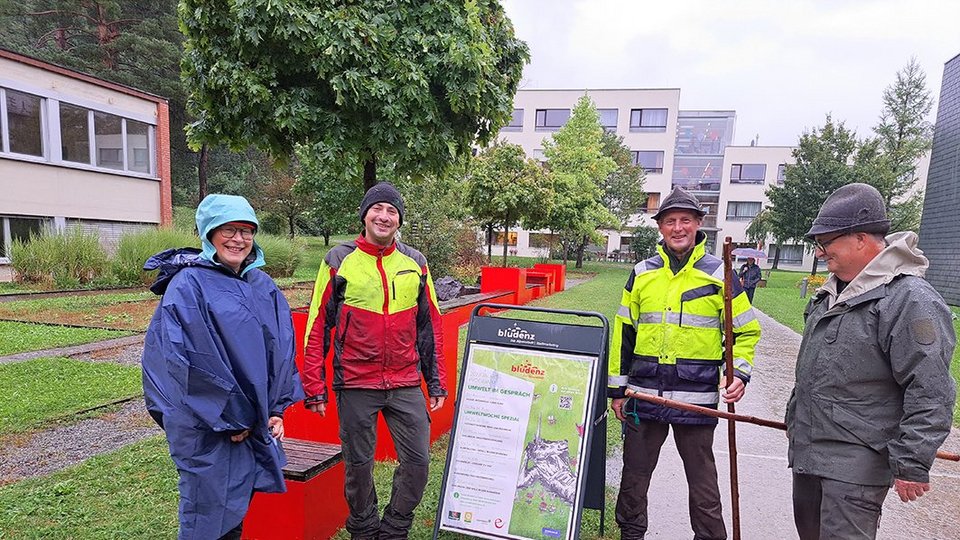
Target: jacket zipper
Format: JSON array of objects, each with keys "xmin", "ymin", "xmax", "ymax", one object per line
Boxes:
[{"xmin": 377, "ymin": 249, "xmax": 389, "ymax": 388}]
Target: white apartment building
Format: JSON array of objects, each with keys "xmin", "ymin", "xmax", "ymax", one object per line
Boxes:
[
  {"xmin": 495, "ymin": 88, "xmax": 815, "ymax": 270},
  {"xmin": 0, "ymin": 48, "xmax": 172, "ymax": 281}
]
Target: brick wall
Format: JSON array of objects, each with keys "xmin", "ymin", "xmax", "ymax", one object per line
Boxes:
[{"xmin": 919, "ymin": 54, "xmax": 960, "ymax": 305}]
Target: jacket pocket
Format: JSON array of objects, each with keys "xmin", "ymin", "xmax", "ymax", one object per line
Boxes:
[
  {"xmin": 830, "ymin": 402, "xmax": 897, "ymax": 452},
  {"xmin": 391, "ymin": 269, "xmax": 421, "ymax": 311},
  {"xmin": 676, "ymin": 361, "xmax": 720, "ymax": 385}
]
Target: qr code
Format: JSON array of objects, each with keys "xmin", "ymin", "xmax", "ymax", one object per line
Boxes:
[{"xmin": 558, "ymin": 395, "xmax": 572, "ymax": 410}]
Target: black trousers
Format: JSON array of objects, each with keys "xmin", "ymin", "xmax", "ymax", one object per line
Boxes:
[
  {"xmin": 792, "ymin": 472, "xmax": 888, "ymax": 540},
  {"xmin": 336, "ymin": 387, "xmax": 431, "ymax": 540},
  {"xmin": 616, "ymin": 420, "xmax": 726, "ymax": 540}
]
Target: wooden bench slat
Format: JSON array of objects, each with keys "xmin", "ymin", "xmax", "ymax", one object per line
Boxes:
[{"xmin": 281, "ymin": 438, "xmax": 343, "ymax": 482}]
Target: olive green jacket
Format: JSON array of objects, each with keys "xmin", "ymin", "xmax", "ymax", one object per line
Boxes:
[{"xmin": 786, "ymin": 232, "xmax": 957, "ymax": 485}]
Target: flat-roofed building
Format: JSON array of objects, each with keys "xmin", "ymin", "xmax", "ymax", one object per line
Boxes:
[{"xmin": 0, "ymin": 48, "xmax": 172, "ymax": 280}]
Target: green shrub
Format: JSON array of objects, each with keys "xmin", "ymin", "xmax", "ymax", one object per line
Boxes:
[
  {"xmin": 257, "ymin": 234, "xmax": 304, "ymax": 278},
  {"xmin": 172, "ymin": 205, "xmax": 197, "ymax": 233},
  {"xmin": 10, "ymin": 227, "xmax": 108, "ymax": 288},
  {"xmin": 112, "ymin": 228, "xmax": 200, "ymax": 286}
]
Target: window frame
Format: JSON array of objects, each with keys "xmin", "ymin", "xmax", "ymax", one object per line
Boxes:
[
  {"xmin": 725, "ymin": 201, "xmax": 762, "ymax": 221},
  {"xmin": 730, "ymin": 163, "xmax": 767, "ymax": 184},
  {"xmin": 631, "ymin": 150, "xmax": 665, "ymax": 174},
  {"xmin": 0, "ymin": 82, "xmax": 158, "ymax": 180},
  {"xmin": 598, "ymin": 108, "xmax": 618, "ymax": 131},
  {"xmin": 629, "ymin": 108, "xmax": 669, "ymax": 132},
  {"xmin": 535, "ymin": 108, "xmax": 571, "ymax": 131},
  {"xmin": 501, "ymin": 108, "xmax": 524, "ymax": 132}
]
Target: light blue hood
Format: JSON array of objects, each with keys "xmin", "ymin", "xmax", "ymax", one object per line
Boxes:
[{"xmin": 196, "ymin": 194, "xmax": 265, "ymax": 276}]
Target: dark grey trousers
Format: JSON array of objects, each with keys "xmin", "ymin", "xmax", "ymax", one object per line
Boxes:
[
  {"xmin": 792, "ymin": 472, "xmax": 888, "ymax": 540},
  {"xmin": 336, "ymin": 387, "xmax": 431, "ymax": 540},
  {"xmin": 616, "ymin": 420, "xmax": 726, "ymax": 540}
]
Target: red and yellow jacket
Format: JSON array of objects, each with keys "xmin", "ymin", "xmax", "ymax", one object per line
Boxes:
[{"xmin": 302, "ymin": 234, "xmax": 446, "ymax": 403}]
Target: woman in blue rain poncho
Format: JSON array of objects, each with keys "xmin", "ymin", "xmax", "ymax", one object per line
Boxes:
[{"xmin": 142, "ymin": 194, "xmax": 304, "ymax": 540}]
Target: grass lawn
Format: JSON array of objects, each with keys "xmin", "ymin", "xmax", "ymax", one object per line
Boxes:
[
  {"xmin": 0, "ymin": 321, "xmax": 131, "ymax": 357},
  {"xmin": 749, "ymin": 269, "xmax": 823, "ymax": 334},
  {"xmin": 0, "ymin": 357, "xmax": 142, "ymax": 435},
  {"xmin": 0, "ymin": 436, "xmax": 179, "ymax": 538}
]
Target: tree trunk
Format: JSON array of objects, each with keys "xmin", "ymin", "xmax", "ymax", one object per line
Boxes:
[
  {"xmin": 810, "ymin": 257, "xmax": 820, "ymax": 275},
  {"xmin": 771, "ymin": 244, "xmax": 781, "ymax": 270},
  {"xmin": 198, "ymin": 143, "xmax": 209, "ymax": 204},
  {"xmin": 363, "ymin": 156, "xmax": 377, "ymax": 192},
  {"xmin": 323, "ymin": 231, "xmax": 331, "ymax": 246},
  {"xmin": 288, "ymin": 215, "xmax": 295, "ymax": 238},
  {"xmin": 486, "ymin": 224, "xmax": 493, "ymax": 263},
  {"xmin": 574, "ymin": 234, "xmax": 588, "ymax": 269}
]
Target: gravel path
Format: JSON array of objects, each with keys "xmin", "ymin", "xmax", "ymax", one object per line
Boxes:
[
  {"xmin": 0, "ymin": 334, "xmax": 144, "ymax": 364},
  {"xmin": 0, "ymin": 400, "xmax": 160, "ymax": 486},
  {"xmin": 605, "ymin": 309, "xmax": 960, "ymax": 539}
]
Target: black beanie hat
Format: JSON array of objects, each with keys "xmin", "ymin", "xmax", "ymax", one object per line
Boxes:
[
  {"xmin": 359, "ymin": 182, "xmax": 405, "ymax": 226},
  {"xmin": 805, "ymin": 183, "xmax": 890, "ymax": 239}
]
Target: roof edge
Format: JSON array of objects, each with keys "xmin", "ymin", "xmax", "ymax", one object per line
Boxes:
[{"xmin": 0, "ymin": 47, "xmax": 168, "ymax": 104}]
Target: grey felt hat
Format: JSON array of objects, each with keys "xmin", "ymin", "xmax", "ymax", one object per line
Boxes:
[
  {"xmin": 805, "ymin": 183, "xmax": 890, "ymax": 239},
  {"xmin": 652, "ymin": 187, "xmax": 706, "ymax": 221}
]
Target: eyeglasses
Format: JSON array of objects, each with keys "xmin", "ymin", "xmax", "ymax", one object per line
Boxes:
[
  {"xmin": 217, "ymin": 225, "xmax": 255, "ymax": 240},
  {"xmin": 812, "ymin": 233, "xmax": 849, "ymax": 252}
]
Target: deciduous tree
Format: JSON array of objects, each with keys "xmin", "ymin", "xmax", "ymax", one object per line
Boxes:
[
  {"xmin": 179, "ymin": 0, "xmax": 529, "ymax": 192},
  {"xmin": 766, "ymin": 115, "xmax": 857, "ymax": 274},
  {"xmin": 467, "ymin": 142, "xmax": 552, "ymax": 266},
  {"xmin": 542, "ymin": 96, "xmax": 616, "ymax": 268}
]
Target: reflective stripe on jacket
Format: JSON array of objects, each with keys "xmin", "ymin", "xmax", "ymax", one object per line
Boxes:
[
  {"xmin": 609, "ymin": 236, "xmax": 761, "ymax": 424},
  {"xmin": 302, "ymin": 234, "xmax": 447, "ymax": 402}
]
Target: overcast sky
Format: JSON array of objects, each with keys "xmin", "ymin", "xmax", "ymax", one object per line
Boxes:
[{"xmin": 500, "ymin": 0, "xmax": 960, "ymax": 147}]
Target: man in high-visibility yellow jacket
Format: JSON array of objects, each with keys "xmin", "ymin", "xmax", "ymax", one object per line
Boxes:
[{"xmin": 610, "ymin": 187, "xmax": 761, "ymax": 540}]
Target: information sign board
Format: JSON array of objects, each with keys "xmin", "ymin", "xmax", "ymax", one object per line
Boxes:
[{"xmin": 435, "ymin": 306, "xmax": 608, "ymax": 540}]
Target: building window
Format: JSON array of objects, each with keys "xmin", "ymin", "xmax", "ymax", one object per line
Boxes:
[
  {"xmin": 535, "ymin": 108, "xmax": 570, "ymax": 130},
  {"xmin": 529, "ymin": 232, "xmax": 559, "ymax": 248},
  {"xmin": 3, "ymin": 88, "xmax": 44, "ymax": 157},
  {"xmin": 126, "ymin": 119, "xmax": 151, "ymax": 173},
  {"xmin": 491, "ymin": 231, "xmax": 518, "ymax": 246},
  {"xmin": 643, "ymin": 192, "xmax": 661, "ymax": 214},
  {"xmin": 777, "ymin": 164, "xmax": 786, "ymax": 184},
  {"xmin": 629, "ymin": 108, "xmax": 668, "ymax": 132},
  {"xmin": 1, "ymin": 216, "xmax": 48, "ymax": 260},
  {"xmin": 94, "ymin": 111, "xmax": 124, "ymax": 170},
  {"xmin": 631, "ymin": 150, "xmax": 664, "ymax": 174},
  {"xmin": 60, "ymin": 103, "xmax": 91, "ymax": 164},
  {"xmin": 730, "ymin": 163, "xmax": 766, "ymax": 184},
  {"xmin": 502, "ymin": 108, "xmax": 523, "ymax": 131},
  {"xmin": 726, "ymin": 201, "xmax": 762, "ymax": 221},
  {"xmin": 778, "ymin": 244, "xmax": 804, "ymax": 265},
  {"xmin": 599, "ymin": 108, "xmax": 618, "ymax": 131}
]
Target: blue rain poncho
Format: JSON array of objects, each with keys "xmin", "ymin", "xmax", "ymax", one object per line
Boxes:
[{"xmin": 142, "ymin": 195, "xmax": 304, "ymax": 539}]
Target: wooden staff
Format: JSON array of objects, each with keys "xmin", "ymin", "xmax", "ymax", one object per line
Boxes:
[
  {"xmin": 624, "ymin": 389, "xmax": 960, "ymax": 462},
  {"xmin": 722, "ymin": 237, "xmax": 741, "ymax": 540}
]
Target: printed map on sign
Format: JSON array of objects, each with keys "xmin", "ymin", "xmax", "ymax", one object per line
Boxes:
[{"xmin": 440, "ymin": 343, "xmax": 593, "ymax": 540}]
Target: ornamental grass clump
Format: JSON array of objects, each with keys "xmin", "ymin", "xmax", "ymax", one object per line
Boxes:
[
  {"xmin": 10, "ymin": 227, "xmax": 108, "ymax": 289},
  {"xmin": 113, "ymin": 228, "xmax": 200, "ymax": 286},
  {"xmin": 256, "ymin": 234, "xmax": 303, "ymax": 279}
]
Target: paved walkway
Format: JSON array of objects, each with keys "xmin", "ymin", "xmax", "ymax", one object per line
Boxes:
[{"xmin": 605, "ymin": 309, "xmax": 960, "ymax": 539}]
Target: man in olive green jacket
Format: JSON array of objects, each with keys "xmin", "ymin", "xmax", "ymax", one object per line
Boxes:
[{"xmin": 786, "ymin": 183, "xmax": 956, "ymax": 540}]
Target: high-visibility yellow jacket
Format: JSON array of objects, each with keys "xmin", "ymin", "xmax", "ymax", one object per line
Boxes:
[
  {"xmin": 301, "ymin": 234, "xmax": 446, "ymax": 404},
  {"xmin": 609, "ymin": 236, "xmax": 761, "ymax": 424}
]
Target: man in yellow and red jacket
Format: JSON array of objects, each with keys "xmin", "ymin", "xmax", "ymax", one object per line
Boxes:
[
  {"xmin": 609, "ymin": 187, "xmax": 761, "ymax": 540},
  {"xmin": 302, "ymin": 182, "xmax": 447, "ymax": 540}
]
